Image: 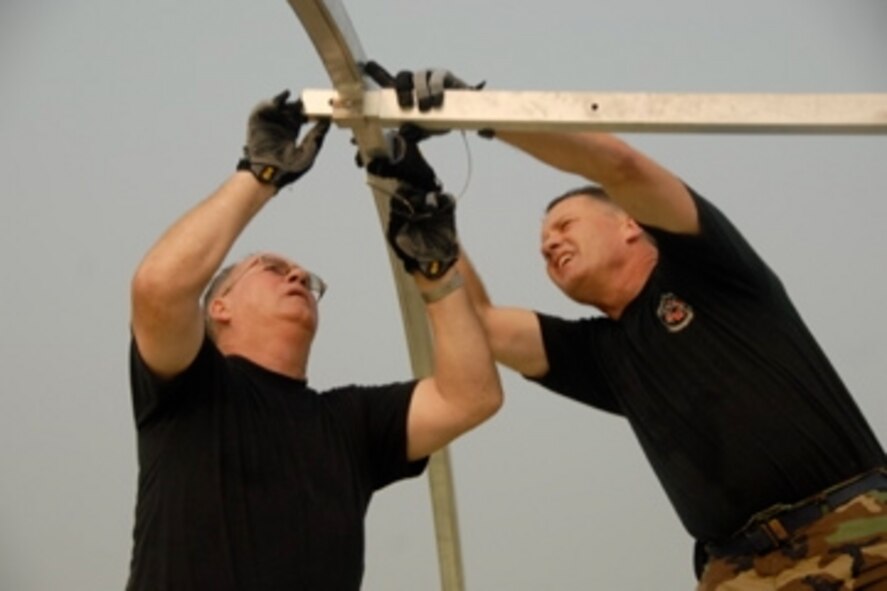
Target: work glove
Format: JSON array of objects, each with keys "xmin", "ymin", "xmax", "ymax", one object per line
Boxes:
[
  {"xmin": 387, "ymin": 187, "xmax": 458, "ymax": 280},
  {"xmin": 363, "ymin": 60, "xmax": 486, "ymax": 113},
  {"xmin": 365, "ymin": 126, "xmax": 458, "ymax": 279},
  {"xmin": 366, "ymin": 124, "xmax": 441, "ymax": 193},
  {"xmin": 237, "ymin": 90, "xmax": 330, "ymax": 190},
  {"xmin": 363, "ymin": 61, "xmax": 482, "ymax": 112},
  {"xmin": 362, "ymin": 61, "xmax": 493, "ymax": 138}
]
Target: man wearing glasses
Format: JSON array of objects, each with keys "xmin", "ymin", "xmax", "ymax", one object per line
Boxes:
[{"xmin": 126, "ymin": 91, "xmax": 502, "ymax": 590}]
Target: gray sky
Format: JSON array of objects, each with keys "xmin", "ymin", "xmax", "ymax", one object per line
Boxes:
[{"xmin": 1, "ymin": 1, "xmax": 885, "ymax": 589}]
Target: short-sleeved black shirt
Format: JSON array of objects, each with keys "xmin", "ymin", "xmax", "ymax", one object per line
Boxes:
[
  {"xmin": 531, "ymin": 190, "xmax": 885, "ymax": 542},
  {"xmin": 127, "ymin": 336, "xmax": 427, "ymax": 590}
]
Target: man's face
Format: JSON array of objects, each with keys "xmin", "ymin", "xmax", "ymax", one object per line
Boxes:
[
  {"xmin": 216, "ymin": 253, "xmax": 325, "ymax": 335},
  {"xmin": 540, "ymin": 196, "xmax": 632, "ymax": 300}
]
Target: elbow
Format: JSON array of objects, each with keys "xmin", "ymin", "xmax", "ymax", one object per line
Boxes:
[
  {"xmin": 485, "ymin": 386, "xmax": 505, "ymax": 419},
  {"xmin": 131, "ymin": 267, "xmax": 172, "ymax": 328},
  {"xmin": 131, "ymin": 264, "xmax": 162, "ymax": 306},
  {"xmin": 131, "ymin": 259, "xmax": 195, "ymax": 317},
  {"xmin": 471, "ymin": 376, "xmax": 504, "ymax": 426},
  {"xmin": 441, "ymin": 374, "xmax": 503, "ymax": 430},
  {"xmin": 131, "ymin": 262, "xmax": 176, "ymax": 306}
]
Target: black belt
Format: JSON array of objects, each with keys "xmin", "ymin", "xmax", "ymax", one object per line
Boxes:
[{"xmin": 706, "ymin": 469, "xmax": 887, "ymax": 558}]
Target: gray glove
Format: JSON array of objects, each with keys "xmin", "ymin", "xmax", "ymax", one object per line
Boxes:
[
  {"xmin": 362, "ymin": 61, "xmax": 491, "ymax": 137},
  {"xmin": 366, "ymin": 125, "xmax": 441, "ymax": 193},
  {"xmin": 362, "ymin": 61, "xmax": 483, "ymax": 112},
  {"xmin": 363, "ymin": 124, "xmax": 458, "ymax": 279},
  {"xmin": 387, "ymin": 188, "xmax": 459, "ymax": 280},
  {"xmin": 237, "ymin": 90, "xmax": 330, "ymax": 189}
]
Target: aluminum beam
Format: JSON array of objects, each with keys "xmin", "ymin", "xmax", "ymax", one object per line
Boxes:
[
  {"xmin": 302, "ymin": 89, "xmax": 887, "ymax": 134},
  {"xmin": 286, "ymin": 1, "xmax": 465, "ymax": 590}
]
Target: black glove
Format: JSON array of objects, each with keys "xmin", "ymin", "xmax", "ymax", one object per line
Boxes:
[
  {"xmin": 365, "ymin": 124, "xmax": 441, "ymax": 193},
  {"xmin": 363, "ymin": 125, "xmax": 458, "ymax": 279},
  {"xmin": 362, "ymin": 61, "xmax": 492, "ymax": 138},
  {"xmin": 237, "ymin": 90, "xmax": 330, "ymax": 190},
  {"xmin": 388, "ymin": 188, "xmax": 459, "ymax": 279},
  {"xmin": 363, "ymin": 61, "xmax": 483, "ymax": 112}
]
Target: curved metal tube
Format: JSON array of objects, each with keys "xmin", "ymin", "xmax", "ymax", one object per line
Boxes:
[{"xmin": 286, "ymin": 1, "xmax": 465, "ymax": 589}]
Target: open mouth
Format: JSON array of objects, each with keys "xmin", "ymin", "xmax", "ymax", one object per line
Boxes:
[{"xmin": 556, "ymin": 253, "xmax": 573, "ymax": 270}]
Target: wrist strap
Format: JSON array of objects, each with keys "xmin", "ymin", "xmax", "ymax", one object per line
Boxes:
[
  {"xmin": 237, "ymin": 158, "xmax": 280, "ymax": 187},
  {"xmin": 420, "ymin": 271, "xmax": 464, "ymax": 304}
]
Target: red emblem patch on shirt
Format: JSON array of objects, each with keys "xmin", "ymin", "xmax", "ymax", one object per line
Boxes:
[{"xmin": 657, "ymin": 293, "xmax": 694, "ymax": 333}]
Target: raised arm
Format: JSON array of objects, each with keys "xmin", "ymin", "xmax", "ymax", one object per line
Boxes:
[
  {"xmin": 131, "ymin": 174, "xmax": 276, "ymax": 379},
  {"xmin": 407, "ymin": 268, "xmax": 503, "ymax": 460},
  {"xmin": 360, "ymin": 64, "xmax": 699, "ymax": 234},
  {"xmin": 130, "ymin": 91, "xmax": 328, "ymax": 379},
  {"xmin": 367, "ymin": 126, "xmax": 503, "ymax": 460},
  {"xmin": 494, "ymin": 130, "xmax": 699, "ymax": 234}
]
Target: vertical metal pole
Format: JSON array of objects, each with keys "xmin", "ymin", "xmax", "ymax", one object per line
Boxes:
[{"xmin": 286, "ymin": 1, "xmax": 465, "ymax": 589}]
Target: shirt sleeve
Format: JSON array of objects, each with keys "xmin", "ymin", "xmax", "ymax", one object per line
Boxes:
[
  {"xmin": 643, "ymin": 187, "xmax": 780, "ymax": 294},
  {"xmin": 526, "ymin": 313, "xmax": 623, "ymax": 415},
  {"xmin": 128, "ymin": 334, "xmax": 222, "ymax": 428},
  {"xmin": 331, "ymin": 380, "xmax": 428, "ymax": 491}
]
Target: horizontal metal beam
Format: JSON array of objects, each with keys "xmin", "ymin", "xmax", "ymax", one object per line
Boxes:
[{"xmin": 302, "ymin": 89, "xmax": 887, "ymax": 134}]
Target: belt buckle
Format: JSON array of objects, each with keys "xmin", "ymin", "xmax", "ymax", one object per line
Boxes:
[
  {"xmin": 740, "ymin": 517, "xmax": 791, "ymax": 555},
  {"xmin": 742, "ymin": 503, "xmax": 793, "ymax": 554},
  {"xmin": 747, "ymin": 502, "xmax": 792, "ymax": 527},
  {"xmin": 763, "ymin": 517, "xmax": 790, "ymax": 545}
]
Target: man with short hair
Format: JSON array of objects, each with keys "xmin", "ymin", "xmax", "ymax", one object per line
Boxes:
[
  {"xmin": 480, "ymin": 132, "xmax": 887, "ymax": 591},
  {"xmin": 370, "ymin": 67, "xmax": 887, "ymax": 589},
  {"xmin": 126, "ymin": 89, "xmax": 502, "ymax": 590}
]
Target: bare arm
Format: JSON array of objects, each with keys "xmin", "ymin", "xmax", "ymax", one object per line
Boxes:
[
  {"xmin": 131, "ymin": 173, "xmax": 275, "ymax": 379},
  {"xmin": 455, "ymin": 254, "xmax": 549, "ymax": 378},
  {"xmin": 130, "ymin": 92, "xmax": 328, "ymax": 380},
  {"xmin": 496, "ymin": 131, "xmax": 699, "ymax": 234},
  {"xmin": 405, "ymin": 267, "xmax": 504, "ymax": 460}
]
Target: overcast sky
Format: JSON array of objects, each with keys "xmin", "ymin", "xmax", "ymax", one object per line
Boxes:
[{"xmin": 1, "ymin": 1, "xmax": 885, "ymax": 589}]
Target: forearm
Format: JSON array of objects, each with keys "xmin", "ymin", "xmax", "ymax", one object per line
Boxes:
[
  {"xmin": 133, "ymin": 172, "xmax": 275, "ymax": 301},
  {"xmin": 496, "ymin": 130, "xmax": 695, "ymax": 231},
  {"xmin": 416, "ymin": 269, "xmax": 503, "ymax": 422},
  {"xmin": 454, "ymin": 253, "xmax": 493, "ymax": 312},
  {"xmin": 454, "ymin": 254, "xmax": 549, "ymax": 377},
  {"xmin": 495, "ymin": 130, "xmax": 636, "ymax": 187}
]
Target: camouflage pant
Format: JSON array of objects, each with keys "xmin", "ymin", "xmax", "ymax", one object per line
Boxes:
[{"xmin": 697, "ymin": 491, "xmax": 887, "ymax": 590}]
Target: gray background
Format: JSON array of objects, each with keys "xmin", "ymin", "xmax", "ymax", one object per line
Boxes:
[{"xmin": 1, "ymin": 1, "xmax": 885, "ymax": 589}]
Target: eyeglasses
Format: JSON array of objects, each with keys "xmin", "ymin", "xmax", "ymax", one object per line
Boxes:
[{"xmin": 220, "ymin": 254, "xmax": 327, "ymax": 302}]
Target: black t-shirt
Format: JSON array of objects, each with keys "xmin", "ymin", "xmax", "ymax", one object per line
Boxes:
[
  {"xmin": 126, "ymin": 336, "xmax": 427, "ymax": 590},
  {"xmin": 531, "ymin": 190, "xmax": 885, "ymax": 542}
]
